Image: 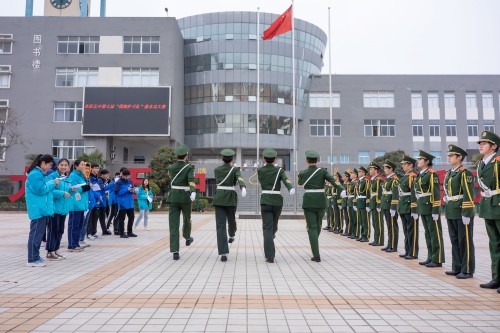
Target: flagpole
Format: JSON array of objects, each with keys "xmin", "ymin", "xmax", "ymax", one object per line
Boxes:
[
  {"xmin": 328, "ymin": 7, "xmax": 333, "ymax": 173},
  {"xmin": 292, "ymin": 0, "xmax": 297, "ymax": 214},
  {"xmin": 256, "ymin": 7, "xmax": 261, "ymax": 215}
]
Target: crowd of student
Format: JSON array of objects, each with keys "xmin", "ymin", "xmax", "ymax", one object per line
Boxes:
[{"xmin": 25, "ymin": 155, "xmax": 153, "ymax": 267}]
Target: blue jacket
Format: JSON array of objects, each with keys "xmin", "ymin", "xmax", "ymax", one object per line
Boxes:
[
  {"xmin": 46, "ymin": 171, "xmax": 72, "ymax": 215},
  {"xmin": 25, "ymin": 167, "xmax": 56, "ymax": 220},
  {"xmin": 89, "ymin": 174, "xmax": 104, "ymax": 208},
  {"xmin": 107, "ymin": 178, "xmax": 117, "ymax": 205},
  {"xmin": 114, "ymin": 177, "xmax": 134, "ymax": 210},
  {"xmin": 137, "ymin": 186, "xmax": 153, "ymax": 210},
  {"xmin": 101, "ymin": 180, "xmax": 114, "ymax": 207},
  {"xmin": 68, "ymin": 170, "xmax": 89, "ymax": 212}
]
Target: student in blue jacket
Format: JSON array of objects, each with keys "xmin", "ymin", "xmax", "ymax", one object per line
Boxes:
[
  {"xmin": 97, "ymin": 169, "xmax": 113, "ymax": 235},
  {"xmin": 80, "ymin": 162, "xmax": 100, "ymax": 246},
  {"xmin": 114, "ymin": 168, "xmax": 137, "ymax": 238},
  {"xmin": 26, "ymin": 154, "xmax": 58, "ymax": 267},
  {"xmin": 134, "ymin": 178, "xmax": 153, "ymax": 231},
  {"xmin": 45, "ymin": 158, "xmax": 72, "ymax": 261},
  {"xmin": 107, "ymin": 171, "xmax": 121, "ymax": 234},
  {"xmin": 67, "ymin": 160, "xmax": 91, "ymax": 252}
]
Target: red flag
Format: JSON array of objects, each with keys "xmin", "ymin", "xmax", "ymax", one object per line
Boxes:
[{"xmin": 262, "ymin": 5, "xmax": 292, "ymax": 40}]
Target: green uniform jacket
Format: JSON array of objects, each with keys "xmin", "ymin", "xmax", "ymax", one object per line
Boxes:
[
  {"xmin": 356, "ymin": 177, "xmax": 370, "ymax": 209},
  {"xmin": 258, "ymin": 164, "xmax": 293, "ymax": 206},
  {"xmin": 333, "ymin": 186, "xmax": 341, "ymax": 207},
  {"xmin": 443, "ymin": 165, "xmax": 475, "ymax": 219},
  {"xmin": 396, "ymin": 171, "xmax": 417, "ymax": 214},
  {"xmin": 347, "ymin": 180, "xmax": 357, "ymax": 208},
  {"xmin": 325, "ymin": 185, "xmax": 333, "ymax": 208},
  {"xmin": 368, "ymin": 176, "xmax": 383, "ymax": 210},
  {"xmin": 414, "ymin": 168, "xmax": 441, "ymax": 215},
  {"xmin": 477, "ymin": 154, "xmax": 500, "ymax": 219},
  {"xmin": 298, "ymin": 166, "xmax": 345, "ymax": 209},
  {"xmin": 213, "ymin": 164, "xmax": 246, "ymax": 207},
  {"xmin": 166, "ymin": 160, "xmax": 196, "ymax": 204},
  {"xmin": 381, "ymin": 174, "xmax": 398, "ymax": 210}
]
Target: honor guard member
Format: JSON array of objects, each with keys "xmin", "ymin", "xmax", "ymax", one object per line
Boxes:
[
  {"xmin": 443, "ymin": 145, "xmax": 475, "ymax": 279},
  {"xmin": 323, "ymin": 181, "xmax": 334, "ymax": 231},
  {"xmin": 415, "ymin": 150, "xmax": 445, "ymax": 268},
  {"xmin": 332, "ymin": 172, "xmax": 343, "ymax": 233},
  {"xmin": 213, "ymin": 149, "xmax": 247, "ymax": 262},
  {"xmin": 298, "ymin": 150, "xmax": 345, "ymax": 262},
  {"xmin": 356, "ymin": 167, "xmax": 370, "ymax": 242},
  {"xmin": 258, "ymin": 148, "xmax": 295, "ymax": 263},
  {"xmin": 341, "ymin": 170, "xmax": 351, "ymax": 236},
  {"xmin": 477, "ymin": 131, "xmax": 500, "ymax": 291},
  {"xmin": 381, "ymin": 161, "xmax": 399, "ymax": 252},
  {"xmin": 397, "ymin": 156, "xmax": 419, "ymax": 259},
  {"xmin": 347, "ymin": 169, "xmax": 359, "ymax": 239},
  {"xmin": 167, "ymin": 145, "xmax": 196, "ymax": 260},
  {"xmin": 368, "ymin": 162, "xmax": 383, "ymax": 247}
]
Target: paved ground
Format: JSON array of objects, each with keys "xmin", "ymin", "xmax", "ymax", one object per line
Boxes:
[{"xmin": 0, "ymin": 212, "xmax": 499, "ymax": 333}]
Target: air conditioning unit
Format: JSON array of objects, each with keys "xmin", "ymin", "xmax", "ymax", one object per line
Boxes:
[
  {"xmin": 111, "ymin": 146, "xmax": 116, "ymax": 152},
  {"xmin": 110, "ymin": 152, "xmax": 116, "ymax": 159}
]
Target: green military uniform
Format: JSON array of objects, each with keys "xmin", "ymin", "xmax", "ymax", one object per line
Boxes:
[
  {"xmin": 332, "ymin": 172, "xmax": 343, "ymax": 233},
  {"xmin": 347, "ymin": 169, "xmax": 358, "ymax": 239},
  {"xmin": 298, "ymin": 150, "xmax": 345, "ymax": 261},
  {"xmin": 415, "ymin": 150, "xmax": 445, "ymax": 267},
  {"xmin": 167, "ymin": 145, "xmax": 196, "ymax": 257},
  {"xmin": 213, "ymin": 149, "xmax": 247, "ymax": 260},
  {"xmin": 477, "ymin": 131, "xmax": 500, "ymax": 289},
  {"xmin": 258, "ymin": 148, "xmax": 294, "ymax": 263},
  {"xmin": 341, "ymin": 172, "xmax": 351, "ymax": 236},
  {"xmin": 324, "ymin": 183, "xmax": 334, "ymax": 230},
  {"xmin": 368, "ymin": 164, "xmax": 383, "ymax": 246},
  {"xmin": 443, "ymin": 145, "xmax": 475, "ymax": 277},
  {"xmin": 381, "ymin": 161, "xmax": 399, "ymax": 251},
  {"xmin": 356, "ymin": 167, "xmax": 370, "ymax": 242},
  {"xmin": 396, "ymin": 156, "xmax": 419, "ymax": 259}
]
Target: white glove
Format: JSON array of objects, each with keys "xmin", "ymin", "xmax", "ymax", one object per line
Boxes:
[
  {"xmin": 443, "ymin": 196, "xmax": 448, "ymax": 203},
  {"xmin": 353, "ymin": 206, "xmax": 357, "ymax": 211},
  {"xmin": 432, "ymin": 214, "xmax": 439, "ymax": 221},
  {"xmin": 340, "ymin": 190, "xmax": 347, "ymax": 198},
  {"xmin": 376, "ymin": 208, "xmax": 381, "ymax": 213},
  {"xmin": 366, "ymin": 207, "xmax": 371, "ymax": 212},
  {"xmin": 411, "ymin": 213, "xmax": 419, "ymax": 220},
  {"xmin": 390, "ymin": 209, "xmax": 396, "ymax": 217},
  {"xmin": 134, "ymin": 187, "xmax": 139, "ymax": 194},
  {"xmin": 289, "ymin": 188, "xmax": 295, "ymax": 195},
  {"xmin": 241, "ymin": 187, "xmax": 247, "ymax": 197},
  {"xmin": 462, "ymin": 216, "xmax": 471, "ymax": 225},
  {"xmin": 190, "ymin": 192, "xmax": 196, "ymax": 202}
]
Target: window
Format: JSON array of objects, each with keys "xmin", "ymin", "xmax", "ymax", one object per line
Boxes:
[
  {"xmin": 363, "ymin": 91, "xmax": 395, "ymax": 108},
  {"xmin": 0, "ymin": 34, "xmax": 13, "ymax": 54},
  {"xmin": 0, "ymin": 65, "xmax": 11, "ymax": 88},
  {"xmin": 484, "ymin": 120, "xmax": 495, "ymax": 132},
  {"xmin": 309, "ymin": 92, "xmax": 340, "ymax": 108},
  {"xmin": 446, "ymin": 120, "xmax": 457, "ymax": 137},
  {"xmin": 411, "ymin": 92, "xmax": 422, "ymax": 108},
  {"xmin": 374, "ymin": 151, "xmax": 385, "ymax": 158},
  {"xmin": 482, "ymin": 92, "xmax": 493, "ymax": 108},
  {"xmin": 57, "ymin": 36, "xmax": 99, "ymax": 54},
  {"xmin": 467, "ymin": 120, "xmax": 478, "ymax": 137},
  {"xmin": 0, "ymin": 100, "xmax": 8, "ymax": 123},
  {"xmin": 123, "ymin": 36, "xmax": 160, "ymax": 54},
  {"xmin": 429, "ymin": 120, "xmax": 440, "ymax": 137},
  {"xmin": 412, "ymin": 120, "xmax": 423, "ymax": 137},
  {"xmin": 430, "ymin": 151, "xmax": 442, "ymax": 164},
  {"xmin": 340, "ymin": 154, "xmax": 350, "ymax": 163},
  {"xmin": 122, "ymin": 68, "xmax": 159, "ymax": 86},
  {"xmin": 134, "ymin": 155, "xmax": 145, "ymax": 164},
  {"xmin": 309, "ymin": 119, "xmax": 341, "ymax": 137},
  {"xmin": 55, "ymin": 67, "xmax": 98, "ymax": 87},
  {"xmin": 359, "ymin": 151, "xmax": 370, "ymax": 164},
  {"xmin": 364, "ymin": 119, "xmax": 396, "ymax": 137},
  {"xmin": 444, "ymin": 92, "xmax": 455, "ymax": 108},
  {"xmin": 466, "ymin": 92, "xmax": 477, "ymax": 109},
  {"xmin": 428, "ymin": 92, "xmax": 439, "ymax": 108},
  {"xmin": 53, "ymin": 102, "xmax": 82, "ymax": 122},
  {"xmin": 0, "ymin": 137, "xmax": 5, "ymax": 161},
  {"xmin": 52, "ymin": 140, "xmax": 93, "ymax": 160}
]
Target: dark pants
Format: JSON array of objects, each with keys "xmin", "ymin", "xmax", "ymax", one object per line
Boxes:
[
  {"xmin": 27, "ymin": 216, "xmax": 49, "ymax": 263},
  {"xmin": 358, "ymin": 208, "xmax": 369, "ymax": 240},
  {"xmin": 332, "ymin": 203, "xmax": 341, "ymax": 231},
  {"xmin": 118, "ymin": 208, "xmax": 134, "ymax": 236},
  {"xmin": 447, "ymin": 218, "xmax": 475, "ymax": 274},
  {"xmin": 400, "ymin": 213, "xmax": 410, "ymax": 255},
  {"xmin": 371, "ymin": 209, "xmax": 383, "ymax": 245},
  {"xmin": 68, "ymin": 211, "xmax": 83, "ymax": 249},
  {"xmin": 214, "ymin": 205, "xmax": 237, "ymax": 255},
  {"xmin": 169, "ymin": 202, "xmax": 192, "ymax": 253},
  {"xmin": 46, "ymin": 214, "xmax": 66, "ymax": 252},
  {"xmin": 304, "ymin": 207, "xmax": 325, "ymax": 258},
  {"xmin": 261, "ymin": 204, "xmax": 282, "ymax": 259},
  {"xmin": 485, "ymin": 219, "xmax": 500, "ymax": 281},
  {"xmin": 107, "ymin": 203, "xmax": 118, "ymax": 230},
  {"xmin": 90, "ymin": 207, "xmax": 107, "ymax": 235},
  {"xmin": 384, "ymin": 209, "xmax": 399, "ymax": 250},
  {"xmin": 348, "ymin": 207, "xmax": 357, "ymax": 237},
  {"xmin": 341, "ymin": 207, "xmax": 349, "ymax": 234},
  {"xmin": 421, "ymin": 214, "xmax": 445, "ymax": 263}
]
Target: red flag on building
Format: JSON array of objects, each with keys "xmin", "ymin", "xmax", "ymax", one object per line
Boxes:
[{"xmin": 262, "ymin": 5, "xmax": 292, "ymax": 40}]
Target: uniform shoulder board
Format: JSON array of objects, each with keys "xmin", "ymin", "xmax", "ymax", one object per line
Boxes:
[
  {"xmin": 376, "ymin": 176, "xmax": 382, "ymax": 181},
  {"xmin": 495, "ymin": 156, "xmax": 500, "ymax": 162},
  {"xmin": 459, "ymin": 166, "xmax": 465, "ymax": 171},
  {"xmin": 409, "ymin": 172, "xmax": 416, "ymax": 177},
  {"xmin": 393, "ymin": 175, "xmax": 398, "ymax": 180},
  {"xmin": 428, "ymin": 168, "xmax": 435, "ymax": 173}
]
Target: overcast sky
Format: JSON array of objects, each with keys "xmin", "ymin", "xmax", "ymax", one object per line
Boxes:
[{"xmin": 2, "ymin": 0, "xmax": 499, "ymax": 74}]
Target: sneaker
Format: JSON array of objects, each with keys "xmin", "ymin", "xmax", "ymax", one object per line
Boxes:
[
  {"xmin": 92, "ymin": 234, "xmax": 99, "ymax": 239},
  {"xmin": 145, "ymin": 227, "xmax": 149, "ymax": 231},
  {"xmin": 120, "ymin": 234, "xmax": 129, "ymax": 238},
  {"xmin": 54, "ymin": 251, "xmax": 66, "ymax": 259},
  {"xmin": 68, "ymin": 247, "xmax": 83, "ymax": 252},
  {"xmin": 80, "ymin": 241, "xmax": 90, "ymax": 248},
  {"xmin": 102, "ymin": 231, "xmax": 112, "ymax": 235},
  {"xmin": 186, "ymin": 237, "xmax": 194, "ymax": 246},
  {"xmin": 46, "ymin": 252, "xmax": 61, "ymax": 261},
  {"xmin": 26, "ymin": 259, "xmax": 46, "ymax": 267}
]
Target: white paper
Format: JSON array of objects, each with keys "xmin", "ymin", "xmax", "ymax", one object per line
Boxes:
[
  {"xmin": 147, "ymin": 197, "xmax": 153, "ymax": 203},
  {"xmin": 56, "ymin": 175, "xmax": 67, "ymax": 180},
  {"xmin": 91, "ymin": 183, "xmax": 101, "ymax": 191},
  {"xmin": 71, "ymin": 183, "xmax": 87, "ymax": 190}
]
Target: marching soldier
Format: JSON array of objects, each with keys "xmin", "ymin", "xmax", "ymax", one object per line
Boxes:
[
  {"xmin": 298, "ymin": 150, "xmax": 345, "ymax": 262},
  {"xmin": 258, "ymin": 148, "xmax": 295, "ymax": 263},
  {"xmin": 397, "ymin": 156, "xmax": 419, "ymax": 259},
  {"xmin": 167, "ymin": 145, "xmax": 196, "ymax": 260},
  {"xmin": 381, "ymin": 161, "xmax": 399, "ymax": 252},
  {"xmin": 356, "ymin": 167, "xmax": 370, "ymax": 242},
  {"xmin": 332, "ymin": 172, "xmax": 343, "ymax": 234},
  {"xmin": 415, "ymin": 150, "xmax": 445, "ymax": 268},
  {"xmin": 368, "ymin": 162, "xmax": 383, "ymax": 247},
  {"xmin": 477, "ymin": 131, "xmax": 500, "ymax": 291},
  {"xmin": 443, "ymin": 145, "xmax": 475, "ymax": 279},
  {"xmin": 341, "ymin": 170, "xmax": 351, "ymax": 236},
  {"xmin": 323, "ymin": 181, "xmax": 334, "ymax": 231},
  {"xmin": 347, "ymin": 168, "xmax": 359, "ymax": 239},
  {"xmin": 213, "ymin": 149, "xmax": 247, "ymax": 262}
]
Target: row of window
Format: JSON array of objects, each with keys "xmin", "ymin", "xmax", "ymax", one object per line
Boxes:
[
  {"xmin": 52, "ymin": 139, "xmax": 93, "ymax": 160},
  {"xmin": 310, "ymin": 91, "xmax": 396, "ymax": 108},
  {"xmin": 184, "ymin": 53, "xmax": 320, "ymax": 77},
  {"xmin": 412, "ymin": 120, "xmax": 495, "ymax": 137},
  {"xmin": 0, "ymin": 99, "xmax": 8, "ymax": 123},
  {"xmin": 0, "ymin": 137, "xmax": 6, "ymax": 161},
  {"xmin": 309, "ymin": 119, "xmax": 395, "ymax": 137},
  {"xmin": 411, "ymin": 91, "xmax": 495, "ymax": 109},
  {"xmin": 54, "ymin": 67, "xmax": 159, "ymax": 87},
  {"xmin": 57, "ymin": 36, "xmax": 160, "ymax": 54},
  {"xmin": 185, "ymin": 114, "xmax": 292, "ymax": 135},
  {"xmin": 318, "ymin": 151, "xmax": 451, "ymax": 165}
]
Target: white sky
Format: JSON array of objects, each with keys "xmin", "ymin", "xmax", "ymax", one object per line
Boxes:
[{"xmin": 2, "ymin": 0, "xmax": 499, "ymax": 74}]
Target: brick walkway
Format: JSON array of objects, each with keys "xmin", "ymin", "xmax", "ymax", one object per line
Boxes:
[{"xmin": 0, "ymin": 212, "xmax": 499, "ymax": 333}]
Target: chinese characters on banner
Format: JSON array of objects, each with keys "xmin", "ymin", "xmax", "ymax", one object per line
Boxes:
[
  {"xmin": 84, "ymin": 104, "xmax": 168, "ymax": 110},
  {"xmin": 32, "ymin": 35, "xmax": 42, "ymax": 70}
]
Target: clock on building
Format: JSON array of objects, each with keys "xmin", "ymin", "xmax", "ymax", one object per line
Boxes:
[{"xmin": 50, "ymin": 0, "xmax": 72, "ymax": 9}]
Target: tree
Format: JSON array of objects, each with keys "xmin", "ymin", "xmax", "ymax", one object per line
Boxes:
[
  {"xmin": 0, "ymin": 110, "xmax": 29, "ymax": 170},
  {"xmin": 77, "ymin": 149, "xmax": 106, "ymax": 167},
  {"xmin": 149, "ymin": 146, "xmax": 177, "ymax": 195},
  {"xmin": 372, "ymin": 150, "xmax": 407, "ymax": 177}
]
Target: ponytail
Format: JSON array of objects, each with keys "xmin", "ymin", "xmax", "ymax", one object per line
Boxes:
[
  {"xmin": 28, "ymin": 154, "xmax": 54, "ymax": 174},
  {"xmin": 70, "ymin": 159, "xmax": 84, "ymax": 172}
]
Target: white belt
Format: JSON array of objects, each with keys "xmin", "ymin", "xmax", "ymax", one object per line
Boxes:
[
  {"xmin": 445, "ymin": 194, "xmax": 463, "ymax": 201},
  {"xmin": 357, "ymin": 196, "xmax": 366, "ymax": 199},
  {"xmin": 399, "ymin": 192, "xmax": 411, "ymax": 197},
  {"xmin": 217, "ymin": 186, "xmax": 236, "ymax": 191},
  {"xmin": 382, "ymin": 190, "xmax": 392, "ymax": 195},
  {"xmin": 326, "ymin": 196, "xmax": 332, "ymax": 199},
  {"xmin": 347, "ymin": 195, "xmax": 354, "ymax": 198},
  {"xmin": 262, "ymin": 190, "xmax": 281, "ymax": 194},
  {"xmin": 416, "ymin": 192, "xmax": 432, "ymax": 199},
  {"xmin": 481, "ymin": 189, "xmax": 500, "ymax": 198},
  {"xmin": 371, "ymin": 194, "xmax": 377, "ymax": 198},
  {"xmin": 305, "ymin": 189, "xmax": 325, "ymax": 193},
  {"xmin": 171, "ymin": 185, "xmax": 190, "ymax": 191}
]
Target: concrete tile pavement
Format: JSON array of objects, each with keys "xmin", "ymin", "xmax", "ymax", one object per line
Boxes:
[{"xmin": 0, "ymin": 212, "xmax": 498, "ymax": 332}]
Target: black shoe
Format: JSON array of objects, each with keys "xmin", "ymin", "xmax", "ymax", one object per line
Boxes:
[
  {"xmin": 114, "ymin": 231, "xmax": 120, "ymax": 235},
  {"xmin": 456, "ymin": 273, "xmax": 473, "ymax": 279},
  {"xmin": 328, "ymin": 229, "xmax": 335, "ymax": 232},
  {"xmin": 323, "ymin": 227, "xmax": 331, "ymax": 230},
  {"xmin": 497, "ymin": 287, "xmax": 500, "ymax": 293},
  {"xmin": 186, "ymin": 237, "xmax": 194, "ymax": 246},
  {"xmin": 386, "ymin": 248, "xmax": 397, "ymax": 253},
  {"xmin": 332, "ymin": 230, "xmax": 340, "ymax": 234},
  {"xmin": 369, "ymin": 242, "xmax": 375, "ymax": 245},
  {"xmin": 127, "ymin": 233, "xmax": 137, "ymax": 237},
  {"xmin": 102, "ymin": 231, "xmax": 112, "ymax": 235},
  {"xmin": 228, "ymin": 237, "xmax": 234, "ymax": 243},
  {"xmin": 120, "ymin": 234, "xmax": 128, "ymax": 238},
  {"xmin": 479, "ymin": 280, "xmax": 500, "ymax": 289},
  {"xmin": 348, "ymin": 236, "xmax": 356, "ymax": 239},
  {"xmin": 399, "ymin": 253, "xmax": 408, "ymax": 258},
  {"xmin": 381, "ymin": 247, "xmax": 388, "ymax": 251},
  {"xmin": 311, "ymin": 256, "xmax": 321, "ymax": 262},
  {"xmin": 445, "ymin": 271, "xmax": 459, "ymax": 276},
  {"xmin": 419, "ymin": 259, "xmax": 431, "ymax": 265},
  {"xmin": 356, "ymin": 238, "xmax": 362, "ymax": 241},
  {"xmin": 359, "ymin": 239, "xmax": 368, "ymax": 243},
  {"xmin": 405, "ymin": 255, "xmax": 418, "ymax": 260},
  {"xmin": 221, "ymin": 255, "xmax": 227, "ymax": 262},
  {"xmin": 341, "ymin": 233, "xmax": 349, "ymax": 236},
  {"xmin": 425, "ymin": 262, "xmax": 442, "ymax": 268},
  {"xmin": 173, "ymin": 252, "xmax": 179, "ymax": 260},
  {"xmin": 266, "ymin": 258, "xmax": 274, "ymax": 263},
  {"xmin": 374, "ymin": 243, "xmax": 384, "ymax": 246}
]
